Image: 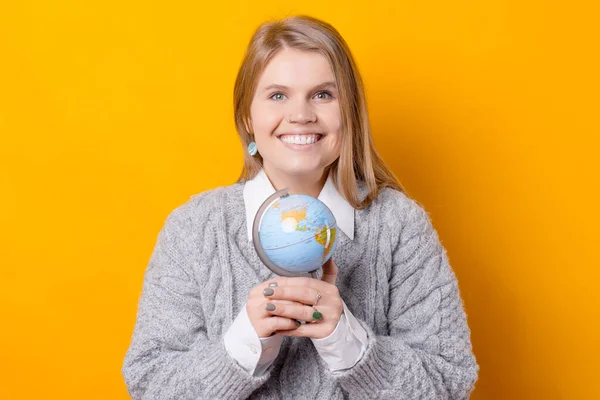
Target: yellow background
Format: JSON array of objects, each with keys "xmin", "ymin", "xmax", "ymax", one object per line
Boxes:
[{"xmin": 1, "ymin": 1, "xmax": 598, "ymax": 399}]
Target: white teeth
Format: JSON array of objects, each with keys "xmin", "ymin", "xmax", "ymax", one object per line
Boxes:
[{"xmin": 280, "ymin": 135, "xmax": 321, "ymax": 145}]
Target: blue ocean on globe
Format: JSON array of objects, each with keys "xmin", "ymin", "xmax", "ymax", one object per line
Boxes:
[{"xmin": 258, "ymin": 194, "xmax": 338, "ymax": 273}]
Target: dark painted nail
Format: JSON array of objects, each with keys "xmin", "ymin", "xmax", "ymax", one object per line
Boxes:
[
  {"xmin": 266, "ymin": 303, "xmax": 276, "ymax": 311},
  {"xmin": 263, "ymin": 288, "xmax": 274, "ymax": 296},
  {"xmin": 268, "ymin": 282, "xmax": 278, "ymax": 287},
  {"xmin": 295, "ymin": 320, "xmax": 302, "ymax": 326}
]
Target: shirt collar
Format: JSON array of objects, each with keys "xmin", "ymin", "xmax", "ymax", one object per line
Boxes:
[{"xmin": 243, "ymin": 169, "xmax": 355, "ymax": 242}]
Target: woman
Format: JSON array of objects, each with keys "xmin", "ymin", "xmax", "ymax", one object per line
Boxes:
[{"xmin": 122, "ymin": 15, "xmax": 479, "ymax": 399}]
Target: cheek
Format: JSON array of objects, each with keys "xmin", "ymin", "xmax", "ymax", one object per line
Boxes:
[
  {"xmin": 320, "ymin": 107, "xmax": 343, "ymax": 145},
  {"xmin": 330, "ymin": 134, "xmax": 343, "ymax": 156},
  {"xmin": 320, "ymin": 104, "xmax": 342, "ymax": 131},
  {"xmin": 251, "ymin": 101, "xmax": 281, "ymax": 134}
]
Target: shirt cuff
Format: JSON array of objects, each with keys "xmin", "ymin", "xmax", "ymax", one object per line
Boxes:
[
  {"xmin": 310, "ymin": 300, "xmax": 368, "ymax": 371},
  {"xmin": 223, "ymin": 303, "xmax": 283, "ymax": 376}
]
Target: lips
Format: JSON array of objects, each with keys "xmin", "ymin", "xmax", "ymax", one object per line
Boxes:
[
  {"xmin": 276, "ymin": 132, "xmax": 324, "ymax": 139},
  {"xmin": 278, "ymin": 133, "xmax": 323, "ymax": 145},
  {"xmin": 275, "ymin": 132, "xmax": 324, "ymax": 150}
]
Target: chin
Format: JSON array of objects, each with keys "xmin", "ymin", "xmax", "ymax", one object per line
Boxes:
[{"xmin": 275, "ymin": 162, "xmax": 325, "ymax": 178}]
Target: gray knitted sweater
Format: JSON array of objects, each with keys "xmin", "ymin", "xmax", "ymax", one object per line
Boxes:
[{"xmin": 122, "ymin": 181, "xmax": 479, "ymax": 399}]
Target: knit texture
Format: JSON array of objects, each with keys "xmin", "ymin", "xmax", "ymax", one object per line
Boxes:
[{"xmin": 122, "ymin": 181, "xmax": 479, "ymax": 399}]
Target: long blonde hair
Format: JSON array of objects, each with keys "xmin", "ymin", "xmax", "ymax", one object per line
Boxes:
[{"xmin": 233, "ymin": 15, "xmax": 406, "ymax": 209}]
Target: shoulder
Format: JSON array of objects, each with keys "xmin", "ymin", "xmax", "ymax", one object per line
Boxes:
[
  {"xmin": 375, "ymin": 186, "xmax": 430, "ymax": 222},
  {"xmin": 354, "ymin": 180, "xmax": 427, "ymax": 219},
  {"xmin": 373, "ymin": 186, "xmax": 437, "ymax": 244},
  {"xmin": 161, "ymin": 181, "xmax": 244, "ymax": 240}
]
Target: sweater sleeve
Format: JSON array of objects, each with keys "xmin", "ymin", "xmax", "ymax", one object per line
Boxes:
[
  {"xmin": 331, "ymin": 196, "xmax": 479, "ymax": 399},
  {"xmin": 121, "ymin": 210, "xmax": 272, "ymax": 400}
]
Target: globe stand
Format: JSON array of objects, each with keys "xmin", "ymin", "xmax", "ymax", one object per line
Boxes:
[{"xmin": 252, "ymin": 188, "xmax": 319, "ymax": 278}]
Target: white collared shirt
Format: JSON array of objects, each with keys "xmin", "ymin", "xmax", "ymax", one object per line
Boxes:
[{"xmin": 223, "ymin": 169, "xmax": 368, "ymax": 375}]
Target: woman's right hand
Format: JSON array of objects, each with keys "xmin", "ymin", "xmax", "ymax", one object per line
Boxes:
[{"xmin": 246, "ymin": 280, "xmax": 302, "ymax": 338}]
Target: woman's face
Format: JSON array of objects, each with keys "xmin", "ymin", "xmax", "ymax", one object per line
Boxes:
[{"xmin": 249, "ymin": 48, "xmax": 342, "ymax": 181}]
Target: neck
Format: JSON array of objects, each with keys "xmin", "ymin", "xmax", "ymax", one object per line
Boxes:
[{"xmin": 263, "ymin": 165, "xmax": 328, "ymax": 198}]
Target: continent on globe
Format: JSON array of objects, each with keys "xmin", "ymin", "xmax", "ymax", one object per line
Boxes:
[
  {"xmin": 315, "ymin": 227, "xmax": 336, "ymax": 261},
  {"xmin": 253, "ymin": 190, "xmax": 338, "ymax": 276}
]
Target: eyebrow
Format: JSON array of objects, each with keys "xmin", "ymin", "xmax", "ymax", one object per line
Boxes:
[{"xmin": 262, "ymin": 81, "xmax": 337, "ymax": 92}]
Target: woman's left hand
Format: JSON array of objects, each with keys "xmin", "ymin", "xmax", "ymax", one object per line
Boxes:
[{"xmin": 262, "ymin": 258, "xmax": 343, "ymax": 339}]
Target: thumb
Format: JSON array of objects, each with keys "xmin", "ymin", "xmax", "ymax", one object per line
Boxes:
[{"xmin": 321, "ymin": 258, "xmax": 338, "ymax": 285}]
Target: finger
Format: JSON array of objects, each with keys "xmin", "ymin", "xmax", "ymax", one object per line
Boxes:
[
  {"xmin": 267, "ymin": 276, "xmax": 332, "ymax": 292},
  {"xmin": 321, "ymin": 258, "xmax": 338, "ymax": 285},
  {"xmin": 277, "ymin": 324, "xmax": 312, "ymax": 337},
  {"xmin": 264, "ymin": 301, "xmax": 318, "ymax": 322},
  {"xmin": 275, "ymin": 323, "xmax": 333, "ymax": 339},
  {"xmin": 269, "ymin": 299, "xmax": 302, "ymax": 306},
  {"xmin": 248, "ymin": 299, "xmax": 302, "ymax": 320},
  {"xmin": 257, "ymin": 299, "xmax": 304, "ymax": 317},
  {"xmin": 260, "ymin": 316, "xmax": 300, "ymax": 334},
  {"xmin": 264, "ymin": 285, "xmax": 322, "ymax": 305},
  {"xmin": 249, "ymin": 278, "xmax": 283, "ymax": 297}
]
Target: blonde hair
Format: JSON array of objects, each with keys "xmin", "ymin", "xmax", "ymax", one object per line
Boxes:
[{"xmin": 233, "ymin": 15, "xmax": 406, "ymax": 209}]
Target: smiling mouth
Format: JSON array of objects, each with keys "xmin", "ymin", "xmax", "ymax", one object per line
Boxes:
[{"xmin": 277, "ymin": 134, "xmax": 324, "ymax": 145}]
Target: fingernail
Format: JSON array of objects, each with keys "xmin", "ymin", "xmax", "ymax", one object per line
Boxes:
[
  {"xmin": 295, "ymin": 320, "xmax": 301, "ymax": 326},
  {"xmin": 263, "ymin": 288, "xmax": 274, "ymax": 296},
  {"xmin": 268, "ymin": 282, "xmax": 278, "ymax": 287},
  {"xmin": 266, "ymin": 303, "xmax": 276, "ymax": 311}
]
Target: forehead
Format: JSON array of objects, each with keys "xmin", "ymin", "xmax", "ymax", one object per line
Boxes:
[{"xmin": 257, "ymin": 48, "xmax": 335, "ymax": 89}]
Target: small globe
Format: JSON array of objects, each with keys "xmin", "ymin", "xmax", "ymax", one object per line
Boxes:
[{"xmin": 253, "ymin": 190, "xmax": 338, "ymax": 276}]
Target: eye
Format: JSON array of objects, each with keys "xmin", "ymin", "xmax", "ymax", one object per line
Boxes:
[
  {"xmin": 269, "ymin": 92, "xmax": 286, "ymax": 101},
  {"xmin": 314, "ymin": 91, "xmax": 333, "ymax": 100}
]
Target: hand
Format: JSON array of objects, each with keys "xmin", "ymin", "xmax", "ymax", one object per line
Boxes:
[
  {"xmin": 263, "ymin": 258, "xmax": 343, "ymax": 339},
  {"xmin": 246, "ymin": 280, "xmax": 305, "ymax": 338}
]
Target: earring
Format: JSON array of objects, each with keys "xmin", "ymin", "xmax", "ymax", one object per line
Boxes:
[{"xmin": 248, "ymin": 141, "xmax": 258, "ymax": 156}]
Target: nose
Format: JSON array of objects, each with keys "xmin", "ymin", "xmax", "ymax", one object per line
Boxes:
[{"xmin": 287, "ymin": 100, "xmax": 317, "ymax": 124}]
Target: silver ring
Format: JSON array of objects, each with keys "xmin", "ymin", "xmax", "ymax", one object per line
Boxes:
[{"xmin": 314, "ymin": 291, "xmax": 322, "ymax": 307}]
